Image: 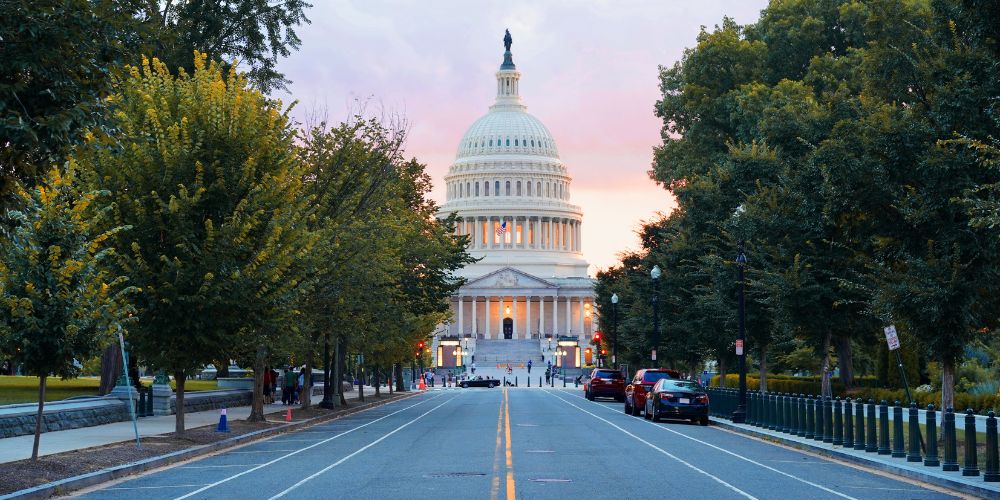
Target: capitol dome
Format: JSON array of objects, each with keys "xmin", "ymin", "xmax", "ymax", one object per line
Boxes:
[{"xmin": 438, "ymin": 30, "xmax": 589, "ymax": 280}]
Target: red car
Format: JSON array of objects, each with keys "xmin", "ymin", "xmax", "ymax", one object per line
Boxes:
[
  {"xmin": 624, "ymin": 368, "xmax": 680, "ymax": 417},
  {"xmin": 584, "ymin": 368, "xmax": 625, "ymax": 401}
]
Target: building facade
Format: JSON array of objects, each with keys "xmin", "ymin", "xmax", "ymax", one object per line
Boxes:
[{"xmin": 434, "ymin": 32, "xmax": 597, "ymax": 371}]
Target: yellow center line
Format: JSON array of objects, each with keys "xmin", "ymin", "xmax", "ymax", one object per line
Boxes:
[
  {"xmin": 490, "ymin": 390, "xmax": 504, "ymax": 500},
  {"xmin": 504, "ymin": 386, "xmax": 515, "ymax": 500}
]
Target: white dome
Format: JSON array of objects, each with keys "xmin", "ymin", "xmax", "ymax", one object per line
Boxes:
[{"xmin": 456, "ymin": 110, "xmax": 559, "ymax": 159}]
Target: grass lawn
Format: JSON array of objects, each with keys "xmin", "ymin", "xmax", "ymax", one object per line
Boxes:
[{"xmin": 0, "ymin": 376, "xmax": 218, "ymax": 405}]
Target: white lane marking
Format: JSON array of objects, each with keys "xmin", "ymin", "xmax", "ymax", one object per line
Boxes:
[
  {"xmin": 226, "ymin": 449, "xmax": 299, "ymax": 453},
  {"xmin": 179, "ymin": 464, "xmax": 266, "ymax": 469},
  {"xmin": 542, "ymin": 390, "xmax": 756, "ymax": 499},
  {"xmin": 108, "ymin": 484, "xmax": 209, "ymax": 490},
  {"xmin": 173, "ymin": 393, "xmax": 442, "ymax": 500},
  {"xmin": 269, "ymin": 395, "xmax": 458, "ymax": 499},
  {"xmin": 562, "ymin": 392, "xmax": 858, "ymax": 500}
]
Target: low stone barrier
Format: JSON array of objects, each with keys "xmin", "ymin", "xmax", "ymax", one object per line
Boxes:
[{"xmin": 0, "ymin": 398, "xmax": 129, "ymax": 438}]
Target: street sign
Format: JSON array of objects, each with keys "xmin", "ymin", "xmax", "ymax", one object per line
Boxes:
[
  {"xmin": 884, "ymin": 325, "xmax": 900, "ymax": 351},
  {"xmin": 735, "ymin": 339, "xmax": 744, "ymax": 355},
  {"xmin": 651, "ymin": 349, "xmax": 657, "ymax": 361}
]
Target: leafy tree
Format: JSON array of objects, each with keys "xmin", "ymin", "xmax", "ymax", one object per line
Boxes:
[
  {"xmin": 0, "ymin": 162, "xmax": 131, "ymax": 459},
  {"xmin": 78, "ymin": 53, "xmax": 313, "ymax": 433}
]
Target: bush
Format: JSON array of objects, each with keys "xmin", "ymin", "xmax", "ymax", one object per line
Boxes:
[{"xmin": 711, "ymin": 374, "xmax": 880, "ymax": 394}]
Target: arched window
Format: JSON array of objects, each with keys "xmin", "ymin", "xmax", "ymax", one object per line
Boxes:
[
  {"xmin": 531, "ymin": 139, "xmax": 535, "ymax": 147},
  {"xmin": 485, "ymin": 182, "xmax": 490, "ymax": 196},
  {"xmin": 527, "ymin": 182, "xmax": 532, "ymax": 196},
  {"xmin": 505, "ymin": 181, "xmax": 511, "ymax": 196},
  {"xmin": 517, "ymin": 181, "xmax": 522, "ymax": 196},
  {"xmin": 488, "ymin": 139, "xmax": 493, "ymax": 147},
  {"xmin": 475, "ymin": 182, "xmax": 480, "ymax": 196},
  {"xmin": 546, "ymin": 182, "xmax": 551, "ymax": 197},
  {"xmin": 514, "ymin": 139, "xmax": 519, "ymax": 146},
  {"xmin": 495, "ymin": 181, "xmax": 500, "ymax": 195},
  {"xmin": 536, "ymin": 181, "xmax": 541, "ymax": 197},
  {"xmin": 506, "ymin": 138, "xmax": 510, "ymax": 146},
  {"xmin": 466, "ymin": 182, "xmax": 470, "ymax": 197}
]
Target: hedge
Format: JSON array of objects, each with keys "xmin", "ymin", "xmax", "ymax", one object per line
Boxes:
[{"xmin": 711, "ymin": 374, "xmax": 880, "ymax": 395}]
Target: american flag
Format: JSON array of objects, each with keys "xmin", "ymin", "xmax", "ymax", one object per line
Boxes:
[{"xmin": 495, "ymin": 220, "xmax": 507, "ymax": 236}]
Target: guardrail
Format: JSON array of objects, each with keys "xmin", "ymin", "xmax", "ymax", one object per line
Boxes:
[{"xmin": 706, "ymin": 388, "xmax": 1000, "ymax": 483}]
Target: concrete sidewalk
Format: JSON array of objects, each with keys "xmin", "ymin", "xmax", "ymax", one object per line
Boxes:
[{"xmin": 0, "ymin": 387, "xmax": 383, "ymax": 464}]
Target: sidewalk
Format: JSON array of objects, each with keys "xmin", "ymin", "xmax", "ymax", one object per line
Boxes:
[{"xmin": 0, "ymin": 387, "xmax": 382, "ymax": 464}]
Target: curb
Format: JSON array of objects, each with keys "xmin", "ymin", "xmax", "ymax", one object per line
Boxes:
[
  {"xmin": 1, "ymin": 391, "xmax": 420, "ymax": 500},
  {"xmin": 712, "ymin": 420, "xmax": 1000, "ymax": 499}
]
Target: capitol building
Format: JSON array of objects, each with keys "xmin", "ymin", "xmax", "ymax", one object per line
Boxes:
[{"xmin": 432, "ymin": 32, "xmax": 597, "ymax": 373}]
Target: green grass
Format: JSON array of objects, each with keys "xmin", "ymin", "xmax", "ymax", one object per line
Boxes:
[{"xmin": 0, "ymin": 376, "xmax": 218, "ymax": 405}]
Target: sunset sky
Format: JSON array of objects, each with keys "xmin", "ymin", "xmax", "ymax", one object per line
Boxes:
[{"xmin": 273, "ymin": 0, "xmax": 769, "ymax": 274}]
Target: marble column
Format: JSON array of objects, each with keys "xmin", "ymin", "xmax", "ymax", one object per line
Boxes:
[
  {"xmin": 565, "ymin": 296, "xmax": 572, "ymax": 335},
  {"xmin": 526, "ymin": 295, "xmax": 532, "ymax": 338},
  {"xmin": 458, "ymin": 296, "xmax": 464, "ymax": 335},
  {"xmin": 471, "ymin": 295, "xmax": 478, "ymax": 337},
  {"xmin": 551, "ymin": 295, "xmax": 558, "ymax": 335},
  {"xmin": 485, "ymin": 296, "xmax": 491, "ymax": 338},
  {"xmin": 512, "ymin": 296, "xmax": 518, "ymax": 338},
  {"xmin": 578, "ymin": 297, "xmax": 585, "ymax": 340}
]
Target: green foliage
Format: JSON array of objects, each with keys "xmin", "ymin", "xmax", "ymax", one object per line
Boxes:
[
  {"xmin": 0, "ymin": 163, "xmax": 132, "ymax": 380},
  {"xmin": 712, "ymin": 374, "xmax": 881, "ymax": 394}
]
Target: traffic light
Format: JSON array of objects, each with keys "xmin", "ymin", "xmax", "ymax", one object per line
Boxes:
[
  {"xmin": 417, "ymin": 341, "xmax": 425, "ymax": 350},
  {"xmin": 593, "ymin": 332, "xmax": 602, "ymax": 343}
]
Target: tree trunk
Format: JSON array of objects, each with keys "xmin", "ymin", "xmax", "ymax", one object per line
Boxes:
[
  {"xmin": 388, "ymin": 365, "xmax": 393, "ymax": 394},
  {"xmin": 820, "ymin": 331, "xmax": 832, "ymax": 399},
  {"xmin": 31, "ymin": 375, "xmax": 47, "ymax": 460},
  {"xmin": 717, "ymin": 356, "xmax": 727, "ymax": 388},
  {"xmin": 394, "ymin": 363, "xmax": 406, "ymax": 392},
  {"xmin": 357, "ymin": 365, "xmax": 364, "ymax": 402},
  {"xmin": 758, "ymin": 343, "xmax": 768, "ymax": 393},
  {"xmin": 835, "ymin": 335, "xmax": 855, "ymax": 390},
  {"xmin": 175, "ymin": 371, "xmax": 186, "ymax": 434},
  {"xmin": 247, "ymin": 349, "xmax": 266, "ymax": 422},
  {"xmin": 374, "ymin": 367, "xmax": 381, "ymax": 397},
  {"xmin": 99, "ymin": 345, "xmax": 122, "ymax": 396},
  {"xmin": 300, "ymin": 364, "xmax": 312, "ymax": 410},
  {"xmin": 337, "ymin": 337, "xmax": 347, "ymax": 406},
  {"xmin": 217, "ymin": 362, "xmax": 230, "ymax": 378},
  {"xmin": 941, "ymin": 357, "xmax": 955, "ymax": 411}
]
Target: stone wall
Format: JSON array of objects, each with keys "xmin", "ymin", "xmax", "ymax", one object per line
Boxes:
[
  {"xmin": 169, "ymin": 389, "xmax": 252, "ymax": 414},
  {"xmin": 0, "ymin": 398, "xmax": 129, "ymax": 438}
]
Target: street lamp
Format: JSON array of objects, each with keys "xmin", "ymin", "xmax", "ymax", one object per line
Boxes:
[
  {"xmin": 610, "ymin": 293, "xmax": 619, "ymax": 368},
  {"xmin": 732, "ymin": 240, "xmax": 748, "ymax": 423},
  {"xmin": 555, "ymin": 348, "xmax": 568, "ymax": 387},
  {"xmin": 650, "ymin": 265, "xmax": 662, "ymax": 367}
]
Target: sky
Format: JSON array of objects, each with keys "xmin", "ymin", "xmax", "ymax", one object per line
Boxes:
[{"xmin": 273, "ymin": 0, "xmax": 769, "ymax": 275}]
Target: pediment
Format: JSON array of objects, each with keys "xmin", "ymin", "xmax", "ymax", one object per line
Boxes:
[{"xmin": 463, "ymin": 267, "xmax": 557, "ymax": 289}]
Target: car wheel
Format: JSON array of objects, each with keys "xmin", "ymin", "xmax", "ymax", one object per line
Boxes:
[
  {"xmin": 652, "ymin": 407, "xmax": 660, "ymax": 422},
  {"xmin": 644, "ymin": 405, "xmax": 652, "ymax": 420},
  {"xmin": 632, "ymin": 402, "xmax": 642, "ymax": 417},
  {"xmin": 585, "ymin": 390, "xmax": 593, "ymax": 401},
  {"xmin": 699, "ymin": 417, "xmax": 709, "ymax": 426},
  {"xmin": 488, "ymin": 382, "xmax": 495, "ymax": 388},
  {"xmin": 624, "ymin": 401, "xmax": 632, "ymax": 414},
  {"xmin": 461, "ymin": 382, "xmax": 468, "ymax": 388}
]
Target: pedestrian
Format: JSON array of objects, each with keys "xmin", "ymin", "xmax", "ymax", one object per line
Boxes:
[
  {"xmin": 545, "ymin": 368, "xmax": 550, "ymax": 384},
  {"xmin": 282, "ymin": 368, "xmax": 294, "ymax": 405},
  {"xmin": 471, "ymin": 362, "xmax": 476, "ymax": 375},
  {"xmin": 297, "ymin": 368, "xmax": 307, "ymax": 403},
  {"xmin": 271, "ymin": 367, "xmax": 279, "ymax": 401},
  {"xmin": 527, "ymin": 359, "xmax": 532, "ymax": 374},
  {"xmin": 263, "ymin": 365, "xmax": 273, "ymax": 404}
]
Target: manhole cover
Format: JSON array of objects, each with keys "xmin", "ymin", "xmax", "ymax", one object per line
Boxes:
[
  {"xmin": 529, "ymin": 478, "xmax": 572, "ymax": 483},
  {"xmin": 425, "ymin": 472, "xmax": 488, "ymax": 478},
  {"xmin": 525, "ymin": 450, "xmax": 555, "ymax": 453}
]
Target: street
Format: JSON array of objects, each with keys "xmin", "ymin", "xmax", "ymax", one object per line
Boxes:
[{"xmin": 74, "ymin": 388, "xmax": 960, "ymax": 500}]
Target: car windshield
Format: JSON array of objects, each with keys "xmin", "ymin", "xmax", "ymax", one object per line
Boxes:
[
  {"xmin": 661, "ymin": 380, "xmax": 703, "ymax": 392},
  {"xmin": 642, "ymin": 371, "xmax": 677, "ymax": 384},
  {"xmin": 594, "ymin": 370, "xmax": 622, "ymax": 379}
]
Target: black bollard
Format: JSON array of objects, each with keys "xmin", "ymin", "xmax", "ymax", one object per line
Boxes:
[
  {"xmin": 792, "ymin": 394, "xmax": 802, "ymax": 436},
  {"xmin": 925, "ymin": 404, "xmax": 940, "ymax": 466},
  {"xmin": 777, "ymin": 394, "xmax": 786, "ymax": 432},
  {"xmin": 892, "ymin": 401, "xmax": 905, "ymax": 458},
  {"xmin": 985, "ymin": 411, "xmax": 999, "ymax": 482},
  {"xmin": 748, "ymin": 392, "xmax": 756, "ymax": 426},
  {"xmin": 785, "ymin": 393, "xmax": 794, "ymax": 434},
  {"xmin": 844, "ymin": 398, "xmax": 854, "ymax": 449},
  {"xmin": 878, "ymin": 400, "xmax": 891, "ymax": 455},
  {"xmin": 764, "ymin": 393, "xmax": 773, "ymax": 430},
  {"xmin": 527, "ymin": 376, "xmax": 530, "ymax": 387},
  {"xmin": 866, "ymin": 399, "xmax": 878, "ymax": 453},
  {"xmin": 540, "ymin": 376, "xmax": 542, "ymax": 387},
  {"xmin": 138, "ymin": 386, "xmax": 147, "ymax": 417},
  {"xmin": 823, "ymin": 397, "xmax": 834, "ymax": 443},
  {"xmin": 814, "ymin": 396, "xmax": 825, "ymax": 442},
  {"xmin": 146, "ymin": 386, "xmax": 154, "ymax": 416},
  {"xmin": 907, "ymin": 402, "xmax": 922, "ymax": 462},
  {"xmin": 515, "ymin": 376, "xmax": 518, "ymax": 387},
  {"xmin": 854, "ymin": 399, "xmax": 866, "ymax": 451},
  {"xmin": 942, "ymin": 407, "xmax": 959, "ymax": 471},
  {"xmin": 833, "ymin": 397, "xmax": 843, "ymax": 446},
  {"xmin": 962, "ymin": 409, "xmax": 980, "ymax": 476},
  {"xmin": 805, "ymin": 395, "xmax": 816, "ymax": 440}
]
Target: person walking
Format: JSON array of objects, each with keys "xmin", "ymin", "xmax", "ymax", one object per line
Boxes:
[
  {"xmin": 471, "ymin": 362, "xmax": 476, "ymax": 375},
  {"xmin": 262, "ymin": 365, "xmax": 273, "ymax": 404},
  {"xmin": 527, "ymin": 359, "xmax": 532, "ymax": 374}
]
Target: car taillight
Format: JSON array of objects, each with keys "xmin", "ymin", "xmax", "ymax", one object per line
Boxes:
[
  {"xmin": 659, "ymin": 392, "xmax": 674, "ymax": 400},
  {"xmin": 697, "ymin": 394, "xmax": 709, "ymax": 404}
]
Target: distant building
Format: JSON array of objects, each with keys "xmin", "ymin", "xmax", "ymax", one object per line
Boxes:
[{"xmin": 434, "ymin": 32, "xmax": 597, "ymax": 372}]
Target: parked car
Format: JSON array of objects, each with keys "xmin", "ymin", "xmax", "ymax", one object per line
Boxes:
[
  {"xmin": 584, "ymin": 368, "xmax": 625, "ymax": 401},
  {"xmin": 643, "ymin": 378, "xmax": 710, "ymax": 425},
  {"xmin": 624, "ymin": 368, "xmax": 680, "ymax": 416}
]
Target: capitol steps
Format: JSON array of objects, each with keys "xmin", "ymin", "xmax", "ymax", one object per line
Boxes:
[{"xmin": 474, "ymin": 339, "xmax": 543, "ymax": 367}]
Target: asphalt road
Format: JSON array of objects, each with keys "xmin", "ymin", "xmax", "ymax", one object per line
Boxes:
[{"xmin": 73, "ymin": 388, "xmax": 961, "ymax": 500}]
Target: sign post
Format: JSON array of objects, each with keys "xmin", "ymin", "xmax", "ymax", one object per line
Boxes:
[
  {"xmin": 885, "ymin": 324, "xmax": 924, "ymax": 452},
  {"xmin": 117, "ymin": 328, "xmax": 141, "ymax": 448}
]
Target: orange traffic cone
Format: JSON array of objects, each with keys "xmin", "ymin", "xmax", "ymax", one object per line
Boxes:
[
  {"xmin": 418, "ymin": 378, "xmax": 426, "ymax": 391},
  {"xmin": 285, "ymin": 407, "xmax": 293, "ymax": 422}
]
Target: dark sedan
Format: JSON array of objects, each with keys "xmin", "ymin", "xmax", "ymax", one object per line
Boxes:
[
  {"xmin": 644, "ymin": 379, "xmax": 710, "ymax": 425},
  {"xmin": 460, "ymin": 377, "xmax": 499, "ymax": 388}
]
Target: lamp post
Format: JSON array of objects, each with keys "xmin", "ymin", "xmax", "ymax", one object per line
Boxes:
[
  {"xmin": 611, "ymin": 293, "xmax": 619, "ymax": 369},
  {"xmin": 732, "ymin": 240, "xmax": 748, "ymax": 423},
  {"xmin": 650, "ymin": 265, "xmax": 662, "ymax": 367},
  {"xmin": 555, "ymin": 348, "xmax": 568, "ymax": 387}
]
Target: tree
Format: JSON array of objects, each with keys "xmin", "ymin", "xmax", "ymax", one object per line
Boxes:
[
  {"xmin": 78, "ymin": 53, "xmax": 312, "ymax": 433},
  {"xmin": 0, "ymin": 162, "xmax": 131, "ymax": 459}
]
